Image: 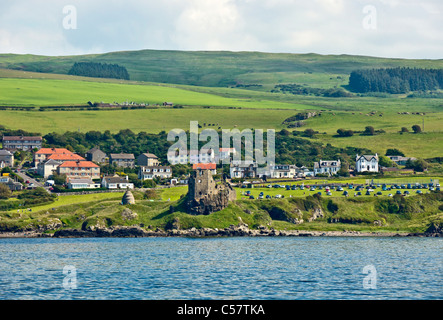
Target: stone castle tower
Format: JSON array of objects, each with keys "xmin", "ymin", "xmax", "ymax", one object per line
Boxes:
[{"xmin": 186, "ymin": 169, "xmax": 236, "ymax": 215}]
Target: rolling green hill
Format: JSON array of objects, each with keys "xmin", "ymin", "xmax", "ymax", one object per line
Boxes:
[
  {"xmin": 1, "ymin": 50, "xmax": 442, "ymax": 87},
  {"xmin": 0, "ymin": 49, "xmax": 442, "ymax": 160}
]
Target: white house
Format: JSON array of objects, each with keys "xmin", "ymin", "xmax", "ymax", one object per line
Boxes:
[
  {"xmin": 230, "ymin": 161, "xmax": 257, "ymax": 179},
  {"xmin": 314, "ymin": 160, "xmax": 341, "ymax": 176},
  {"xmin": 101, "ymin": 175, "xmax": 134, "ymax": 189},
  {"xmin": 67, "ymin": 178, "xmax": 101, "ymax": 190},
  {"xmin": 355, "ymin": 154, "xmax": 379, "ymax": 173},
  {"xmin": 138, "ymin": 166, "xmax": 172, "ymax": 180},
  {"xmin": 269, "ymin": 164, "xmax": 298, "ymax": 179},
  {"xmin": 37, "ymin": 159, "xmax": 62, "ymax": 178}
]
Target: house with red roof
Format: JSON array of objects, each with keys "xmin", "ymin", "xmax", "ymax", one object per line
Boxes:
[
  {"xmin": 192, "ymin": 163, "xmax": 217, "ymax": 174},
  {"xmin": 57, "ymin": 160, "xmax": 100, "ymax": 180}
]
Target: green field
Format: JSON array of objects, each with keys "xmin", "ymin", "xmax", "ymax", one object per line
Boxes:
[{"xmin": 0, "ymin": 49, "xmax": 442, "ymax": 161}]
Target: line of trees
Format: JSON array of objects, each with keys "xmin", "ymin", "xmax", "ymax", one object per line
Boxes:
[
  {"xmin": 273, "ymin": 84, "xmax": 353, "ymax": 97},
  {"xmin": 68, "ymin": 62, "xmax": 130, "ymax": 80},
  {"xmin": 348, "ymin": 67, "xmax": 443, "ymax": 93}
]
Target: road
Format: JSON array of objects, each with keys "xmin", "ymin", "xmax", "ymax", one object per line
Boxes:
[{"xmin": 15, "ymin": 168, "xmax": 45, "ymax": 189}]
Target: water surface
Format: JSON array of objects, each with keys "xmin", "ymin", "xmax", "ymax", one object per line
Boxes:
[{"xmin": 0, "ymin": 237, "xmax": 441, "ymax": 300}]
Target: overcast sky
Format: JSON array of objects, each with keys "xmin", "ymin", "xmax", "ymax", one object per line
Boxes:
[{"xmin": 0, "ymin": 0, "xmax": 441, "ymax": 59}]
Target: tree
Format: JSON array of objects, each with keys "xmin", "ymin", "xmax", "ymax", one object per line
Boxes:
[
  {"xmin": 363, "ymin": 126, "xmax": 375, "ymax": 136},
  {"xmin": 386, "ymin": 148, "xmax": 405, "ymax": 157},
  {"xmin": 53, "ymin": 173, "xmax": 67, "ymax": 186},
  {"xmin": 399, "ymin": 127, "xmax": 409, "ymax": 134},
  {"xmin": 412, "ymin": 125, "xmax": 422, "ymax": 134},
  {"xmin": 303, "ymin": 128, "xmax": 316, "ymax": 138},
  {"xmin": 0, "ymin": 184, "xmax": 12, "ymax": 200},
  {"xmin": 379, "ymin": 156, "xmax": 394, "ymax": 168}
]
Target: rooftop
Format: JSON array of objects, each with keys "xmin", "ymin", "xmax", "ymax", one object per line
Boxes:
[{"xmin": 59, "ymin": 161, "xmax": 100, "ymax": 168}]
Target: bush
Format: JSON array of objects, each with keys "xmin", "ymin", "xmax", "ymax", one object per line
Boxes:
[
  {"xmin": 144, "ymin": 189, "xmax": 159, "ymax": 199},
  {"xmin": 0, "ymin": 184, "xmax": 12, "ymax": 200},
  {"xmin": 143, "ymin": 179, "xmax": 157, "ymax": 188},
  {"xmin": 412, "ymin": 125, "xmax": 422, "ymax": 133},
  {"xmin": 327, "ymin": 200, "xmax": 339, "ymax": 213}
]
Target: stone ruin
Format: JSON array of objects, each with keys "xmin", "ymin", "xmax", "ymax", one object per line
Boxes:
[{"xmin": 186, "ymin": 169, "xmax": 237, "ymax": 215}]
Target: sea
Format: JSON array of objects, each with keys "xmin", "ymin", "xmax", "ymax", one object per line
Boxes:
[{"xmin": 0, "ymin": 237, "xmax": 441, "ymax": 300}]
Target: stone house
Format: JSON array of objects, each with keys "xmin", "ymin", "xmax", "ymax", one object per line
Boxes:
[
  {"xmin": 137, "ymin": 152, "xmax": 160, "ymax": 167},
  {"xmin": 86, "ymin": 147, "xmax": 107, "ymax": 164},
  {"xmin": 109, "ymin": 153, "xmax": 135, "ymax": 168}
]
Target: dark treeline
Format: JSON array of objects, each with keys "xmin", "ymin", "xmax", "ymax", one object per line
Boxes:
[
  {"xmin": 0, "ymin": 125, "xmax": 373, "ymax": 171},
  {"xmin": 348, "ymin": 67, "xmax": 443, "ymax": 93},
  {"xmin": 68, "ymin": 62, "xmax": 130, "ymax": 80},
  {"xmin": 272, "ymin": 84, "xmax": 353, "ymax": 97}
]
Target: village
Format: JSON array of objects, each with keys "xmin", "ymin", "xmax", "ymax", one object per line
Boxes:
[{"xmin": 1, "ymin": 134, "xmax": 438, "ymax": 202}]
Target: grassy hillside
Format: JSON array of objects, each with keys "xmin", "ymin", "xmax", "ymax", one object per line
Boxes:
[
  {"xmin": 1, "ymin": 189, "xmax": 442, "ymax": 235},
  {"xmin": 1, "ymin": 50, "xmax": 442, "ymax": 87},
  {"xmin": 0, "ymin": 49, "xmax": 442, "ymax": 159}
]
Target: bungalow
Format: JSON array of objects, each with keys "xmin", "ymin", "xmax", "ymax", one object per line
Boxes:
[
  {"xmin": 137, "ymin": 152, "xmax": 160, "ymax": 167},
  {"xmin": 355, "ymin": 154, "xmax": 379, "ymax": 173},
  {"xmin": 86, "ymin": 147, "xmax": 107, "ymax": 164},
  {"xmin": 314, "ymin": 159, "xmax": 341, "ymax": 176},
  {"xmin": 139, "ymin": 166, "xmax": 172, "ymax": 180},
  {"xmin": 2, "ymin": 136, "xmax": 42, "ymax": 151},
  {"xmin": 109, "ymin": 153, "xmax": 135, "ymax": 168},
  {"xmin": 0, "ymin": 150, "xmax": 14, "ymax": 168},
  {"xmin": 57, "ymin": 160, "xmax": 100, "ymax": 180},
  {"xmin": 37, "ymin": 159, "xmax": 62, "ymax": 178},
  {"xmin": 193, "ymin": 163, "xmax": 217, "ymax": 175},
  {"xmin": 387, "ymin": 156, "xmax": 417, "ymax": 166},
  {"xmin": 101, "ymin": 175, "xmax": 134, "ymax": 189},
  {"xmin": 67, "ymin": 178, "xmax": 101, "ymax": 190},
  {"xmin": 0, "ymin": 176, "xmax": 23, "ymax": 191}
]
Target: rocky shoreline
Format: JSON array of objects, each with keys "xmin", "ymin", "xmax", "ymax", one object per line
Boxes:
[{"xmin": 0, "ymin": 223, "xmax": 441, "ymax": 238}]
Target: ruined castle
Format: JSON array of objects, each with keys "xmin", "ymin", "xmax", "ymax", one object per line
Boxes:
[{"xmin": 186, "ymin": 169, "xmax": 237, "ymax": 215}]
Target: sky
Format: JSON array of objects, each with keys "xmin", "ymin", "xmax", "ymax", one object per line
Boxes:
[{"xmin": 0, "ymin": 0, "xmax": 442, "ymax": 59}]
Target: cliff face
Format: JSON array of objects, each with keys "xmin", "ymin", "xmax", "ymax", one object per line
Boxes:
[{"xmin": 186, "ymin": 187, "xmax": 236, "ymax": 215}]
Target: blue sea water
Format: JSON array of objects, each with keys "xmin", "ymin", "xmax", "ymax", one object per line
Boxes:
[{"xmin": 0, "ymin": 237, "xmax": 441, "ymax": 300}]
